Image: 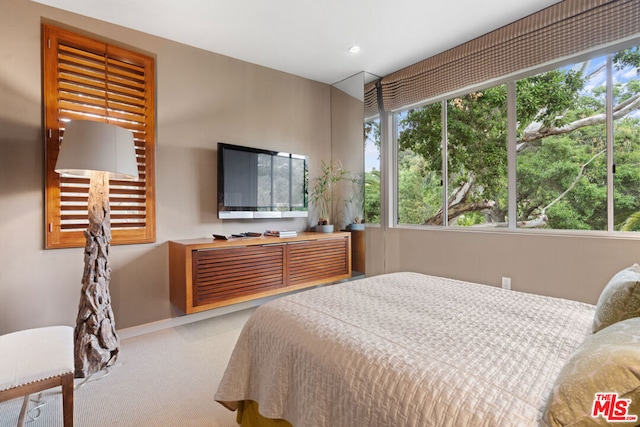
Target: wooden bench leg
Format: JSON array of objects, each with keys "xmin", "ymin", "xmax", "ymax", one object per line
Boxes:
[{"xmin": 61, "ymin": 373, "xmax": 74, "ymax": 427}]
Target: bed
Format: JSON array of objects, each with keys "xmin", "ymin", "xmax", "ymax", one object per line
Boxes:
[{"xmin": 215, "ymin": 270, "xmax": 640, "ymax": 427}]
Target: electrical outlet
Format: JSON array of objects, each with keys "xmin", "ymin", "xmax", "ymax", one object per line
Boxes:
[{"xmin": 501, "ymin": 277, "xmax": 511, "ymax": 290}]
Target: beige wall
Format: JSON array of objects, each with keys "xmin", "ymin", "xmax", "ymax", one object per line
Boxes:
[
  {"xmin": 366, "ymin": 227, "xmax": 640, "ymax": 305},
  {"xmin": 0, "ymin": 1, "xmax": 337, "ymax": 334}
]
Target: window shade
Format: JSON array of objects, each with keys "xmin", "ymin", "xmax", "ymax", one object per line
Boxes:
[
  {"xmin": 379, "ymin": 0, "xmax": 639, "ymax": 112},
  {"xmin": 44, "ymin": 24, "xmax": 156, "ymax": 248}
]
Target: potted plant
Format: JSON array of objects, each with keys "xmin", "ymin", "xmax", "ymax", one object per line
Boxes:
[
  {"xmin": 350, "ymin": 216, "xmax": 365, "ymax": 231},
  {"xmin": 310, "ymin": 159, "xmax": 350, "ymax": 232}
]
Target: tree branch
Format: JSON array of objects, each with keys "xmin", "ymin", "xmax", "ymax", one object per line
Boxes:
[
  {"xmin": 518, "ymin": 92, "xmax": 640, "ymax": 150},
  {"xmin": 517, "ymin": 149, "xmax": 606, "ymax": 228},
  {"xmin": 425, "ymin": 199, "xmax": 496, "ymax": 225},
  {"xmin": 541, "ymin": 149, "xmax": 606, "ymax": 215}
]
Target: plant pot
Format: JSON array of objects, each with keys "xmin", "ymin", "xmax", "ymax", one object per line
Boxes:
[
  {"xmin": 349, "ymin": 223, "xmax": 365, "ymax": 231},
  {"xmin": 316, "ymin": 224, "xmax": 334, "ymax": 233}
]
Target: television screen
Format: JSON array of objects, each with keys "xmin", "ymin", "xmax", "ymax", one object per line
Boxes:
[{"xmin": 218, "ymin": 143, "xmax": 308, "ymax": 219}]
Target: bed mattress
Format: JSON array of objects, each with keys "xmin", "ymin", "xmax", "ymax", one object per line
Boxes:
[{"xmin": 215, "ymin": 272, "xmax": 595, "ymax": 427}]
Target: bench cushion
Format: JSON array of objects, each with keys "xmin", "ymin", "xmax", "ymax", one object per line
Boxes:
[{"xmin": 0, "ymin": 326, "xmax": 74, "ymax": 391}]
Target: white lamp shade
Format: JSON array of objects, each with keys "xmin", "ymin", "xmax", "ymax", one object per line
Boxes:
[{"xmin": 55, "ymin": 120, "xmax": 139, "ymax": 180}]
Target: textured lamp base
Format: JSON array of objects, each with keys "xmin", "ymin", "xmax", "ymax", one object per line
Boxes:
[{"xmin": 74, "ymin": 172, "xmax": 119, "ymax": 378}]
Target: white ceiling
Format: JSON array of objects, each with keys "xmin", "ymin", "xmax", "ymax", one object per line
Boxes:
[{"xmin": 33, "ymin": 0, "xmax": 561, "ymax": 86}]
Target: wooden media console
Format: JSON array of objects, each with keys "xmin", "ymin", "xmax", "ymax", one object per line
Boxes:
[{"xmin": 169, "ymin": 232, "xmax": 351, "ymax": 314}]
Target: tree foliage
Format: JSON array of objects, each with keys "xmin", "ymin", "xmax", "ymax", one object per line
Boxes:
[{"xmin": 364, "ymin": 169, "xmax": 380, "ymax": 223}]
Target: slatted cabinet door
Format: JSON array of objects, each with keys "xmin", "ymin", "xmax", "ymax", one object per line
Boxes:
[
  {"xmin": 169, "ymin": 232, "xmax": 351, "ymax": 314},
  {"xmin": 287, "ymin": 237, "xmax": 349, "ymax": 286},
  {"xmin": 192, "ymin": 244, "xmax": 285, "ymax": 307}
]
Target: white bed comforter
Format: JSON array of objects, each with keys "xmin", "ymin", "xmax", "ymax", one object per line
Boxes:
[{"xmin": 215, "ymin": 272, "xmax": 595, "ymax": 427}]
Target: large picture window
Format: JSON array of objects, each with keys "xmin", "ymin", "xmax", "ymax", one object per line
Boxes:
[
  {"xmin": 394, "ymin": 44, "xmax": 640, "ymax": 232},
  {"xmin": 43, "ymin": 24, "xmax": 156, "ymax": 248}
]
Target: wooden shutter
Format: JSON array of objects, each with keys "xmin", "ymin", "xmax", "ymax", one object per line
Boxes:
[{"xmin": 43, "ymin": 24, "xmax": 156, "ymax": 248}]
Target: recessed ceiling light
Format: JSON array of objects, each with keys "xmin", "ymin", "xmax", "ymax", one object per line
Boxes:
[{"xmin": 348, "ymin": 46, "xmax": 360, "ymax": 54}]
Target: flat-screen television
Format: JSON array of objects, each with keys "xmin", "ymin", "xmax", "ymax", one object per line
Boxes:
[{"xmin": 217, "ymin": 143, "xmax": 308, "ymax": 219}]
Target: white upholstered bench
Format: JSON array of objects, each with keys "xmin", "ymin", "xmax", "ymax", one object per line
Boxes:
[{"xmin": 0, "ymin": 326, "xmax": 74, "ymax": 427}]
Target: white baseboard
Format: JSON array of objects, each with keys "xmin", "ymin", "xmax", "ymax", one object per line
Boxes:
[
  {"xmin": 117, "ymin": 298, "xmax": 268, "ymax": 340},
  {"xmin": 117, "ymin": 280, "xmax": 350, "ymax": 340}
]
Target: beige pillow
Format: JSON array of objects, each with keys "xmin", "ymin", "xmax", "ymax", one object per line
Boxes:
[
  {"xmin": 592, "ymin": 264, "xmax": 640, "ymax": 333},
  {"xmin": 543, "ymin": 317, "xmax": 640, "ymax": 427}
]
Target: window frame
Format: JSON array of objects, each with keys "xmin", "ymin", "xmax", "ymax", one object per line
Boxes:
[
  {"xmin": 389, "ymin": 39, "xmax": 640, "ymax": 235},
  {"xmin": 43, "ymin": 24, "xmax": 156, "ymax": 249},
  {"xmin": 363, "ymin": 116, "xmax": 382, "ymax": 224}
]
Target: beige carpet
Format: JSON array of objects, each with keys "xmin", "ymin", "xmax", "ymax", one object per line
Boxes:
[{"xmin": 0, "ymin": 308, "xmax": 254, "ymax": 427}]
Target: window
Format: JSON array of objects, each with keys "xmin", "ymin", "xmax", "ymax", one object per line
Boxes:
[
  {"xmin": 397, "ymin": 103, "xmax": 442, "ymax": 225},
  {"xmin": 447, "ymin": 88, "xmax": 507, "ymax": 227},
  {"xmin": 43, "ymin": 24, "xmax": 156, "ymax": 248},
  {"xmin": 393, "ymin": 44, "xmax": 640, "ymax": 232},
  {"xmin": 516, "ymin": 59, "xmax": 608, "ymax": 230},
  {"xmin": 364, "ymin": 118, "xmax": 381, "ymax": 224},
  {"xmin": 516, "ymin": 50, "xmax": 640, "ymax": 231},
  {"xmin": 397, "ymin": 87, "xmax": 509, "ymax": 227},
  {"xmin": 612, "ymin": 49, "xmax": 640, "ymax": 231}
]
